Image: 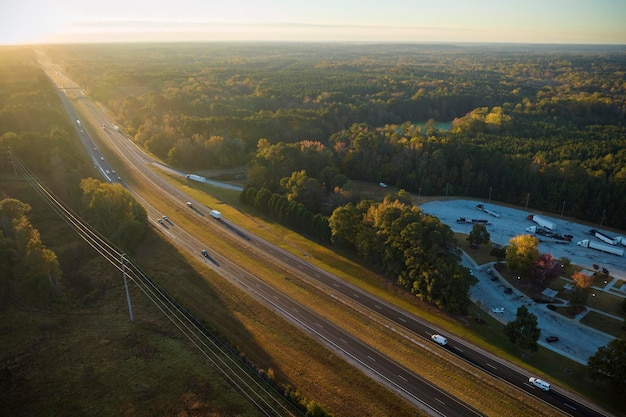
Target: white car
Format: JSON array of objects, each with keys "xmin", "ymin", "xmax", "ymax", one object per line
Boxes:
[
  {"xmin": 529, "ymin": 377, "xmax": 550, "ymax": 391},
  {"xmin": 491, "ymin": 307, "xmax": 505, "ymax": 314},
  {"xmin": 431, "ymin": 334, "xmax": 448, "ymax": 345}
]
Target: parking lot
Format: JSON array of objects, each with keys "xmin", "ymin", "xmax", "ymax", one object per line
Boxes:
[{"xmin": 420, "ymin": 199, "xmax": 623, "ymax": 364}]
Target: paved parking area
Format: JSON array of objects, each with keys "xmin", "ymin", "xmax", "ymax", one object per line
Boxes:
[{"xmin": 421, "ymin": 199, "xmax": 624, "ymax": 364}]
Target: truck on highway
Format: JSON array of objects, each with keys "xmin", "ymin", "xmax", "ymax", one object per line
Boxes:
[
  {"xmin": 577, "ymin": 239, "xmax": 624, "ymax": 256},
  {"xmin": 185, "ymin": 174, "xmax": 207, "ymax": 183},
  {"xmin": 588, "ymin": 229, "xmax": 619, "ymax": 245},
  {"xmin": 527, "ymin": 214, "xmax": 557, "ymax": 231},
  {"xmin": 210, "ymin": 210, "xmax": 222, "ymax": 219},
  {"xmin": 76, "ymin": 119, "xmax": 81, "ymax": 126}
]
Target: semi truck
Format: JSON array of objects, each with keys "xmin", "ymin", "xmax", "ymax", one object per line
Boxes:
[
  {"xmin": 456, "ymin": 217, "xmax": 491, "ymax": 225},
  {"xmin": 185, "ymin": 174, "xmax": 207, "ymax": 183},
  {"xmin": 210, "ymin": 210, "xmax": 222, "ymax": 219},
  {"xmin": 527, "ymin": 214, "xmax": 557, "ymax": 231},
  {"xmin": 588, "ymin": 229, "xmax": 620, "ymax": 246},
  {"xmin": 476, "ymin": 204, "xmax": 500, "ymax": 218},
  {"xmin": 577, "ymin": 239, "xmax": 624, "ymax": 256},
  {"xmin": 526, "ymin": 226, "xmax": 572, "ymax": 243}
]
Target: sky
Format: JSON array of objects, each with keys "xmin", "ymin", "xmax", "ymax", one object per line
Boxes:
[{"xmin": 1, "ymin": 0, "xmax": 626, "ymax": 45}]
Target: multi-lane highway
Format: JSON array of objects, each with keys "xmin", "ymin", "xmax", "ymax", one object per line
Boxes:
[{"xmin": 39, "ymin": 53, "xmax": 612, "ymax": 417}]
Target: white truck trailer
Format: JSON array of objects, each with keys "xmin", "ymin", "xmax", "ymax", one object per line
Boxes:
[
  {"xmin": 588, "ymin": 229, "xmax": 619, "ymax": 245},
  {"xmin": 185, "ymin": 174, "xmax": 207, "ymax": 183},
  {"xmin": 577, "ymin": 239, "xmax": 624, "ymax": 256},
  {"xmin": 527, "ymin": 214, "xmax": 557, "ymax": 231}
]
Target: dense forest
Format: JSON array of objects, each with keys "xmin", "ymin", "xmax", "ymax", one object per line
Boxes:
[{"xmin": 43, "ymin": 43, "xmax": 626, "ymax": 229}]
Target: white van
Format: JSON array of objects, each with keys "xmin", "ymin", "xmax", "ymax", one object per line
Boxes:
[
  {"xmin": 529, "ymin": 377, "xmax": 550, "ymax": 391},
  {"xmin": 431, "ymin": 334, "xmax": 448, "ymax": 345}
]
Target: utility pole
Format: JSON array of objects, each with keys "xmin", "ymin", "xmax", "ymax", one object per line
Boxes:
[
  {"xmin": 488, "ymin": 187, "xmax": 492, "ymax": 203},
  {"xmin": 122, "ymin": 254, "xmax": 134, "ymax": 322}
]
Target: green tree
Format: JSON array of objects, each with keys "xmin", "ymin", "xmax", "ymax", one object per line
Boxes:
[
  {"xmin": 280, "ymin": 170, "xmax": 324, "ymax": 213},
  {"xmin": 80, "ymin": 178, "xmax": 147, "ymax": 251},
  {"xmin": 588, "ymin": 339, "xmax": 626, "ymax": 393},
  {"xmin": 467, "ymin": 223, "xmax": 490, "ymax": 247},
  {"xmin": 504, "ymin": 305, "xmax": 541, "ymax": 353},
  {"xmin": 505, "ymin": 235, "xmax": 539, "ymax": 279}
]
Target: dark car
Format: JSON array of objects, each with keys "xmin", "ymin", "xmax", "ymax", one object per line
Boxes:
[
  {"xmin": 545, "ymin": 336, "xmax": 559, "ymax": 343},
  {"xmin": 201, "ymin": 249, "xmax": 209, "ymax": 258},
  {"xmin": 504, "ymin": 287, "xmax": 513, "ymax": 294}
]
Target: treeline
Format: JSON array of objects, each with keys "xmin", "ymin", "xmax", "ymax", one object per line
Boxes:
[
  {"xmin": 329, "ymin": 197, "xmax": 476, "ymax": 313},
  {"xmin": 0, "ymin": 198, "xmax": 62, "ymax": 309},
  {"xmin": 240, "ymin": 185, "xmax": 331, "ymax": 243},
  {"xmin": 43, "ymin": 43, "xmax": 626, "ymax": 228}
]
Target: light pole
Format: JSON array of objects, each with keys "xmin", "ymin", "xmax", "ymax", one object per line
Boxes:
[
  {"xmin": 418, "ymin": 187, "xmax": 421, "ymax": 204},
  {"xmin": 445, "ymin": 182, "xmax": 449, "ymax": 200},
  {"xmin": 600, "ymin": 208, "xmax": 606, "ymax": 227},
  {"xmin": 525, "ymin": 193, "xmax": 530, "ymax": 210},
  {"xmin": 561, "ymin": 200, "xmax": 566, "ymax": 218},
  {"xmin": 488, "ymin": 187, "xmax": 492, "ymax": 203},
  {"xmin": 517, "ymin": 276, "xmax": 520, "ymax": 288}
]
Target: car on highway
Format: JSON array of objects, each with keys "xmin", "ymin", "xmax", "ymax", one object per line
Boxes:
[
  {"xmin": 491, "ymin": 307, "xmax": 505, "ymax": 313},
  {"xmin": 100, "ymin": 156, "xmax": 104, "ymax": 161},
  {"xmin": 162, "ymin": 215, "xmax": 169, "ymax": 222},
  {"xmin": 529, "ymin": 377, "xmax": 550, "ymax": 391},
  {"xmin": 504, "ymin": 287, "xmax": 513, "ymax": 294},
  {"xmin": 201, "ymin": 249, "xmax": 209, "ymax": 258},
  {"xmin": 545, "ymin": 336, "xmax": 559, "ymax": 343},
  {"xmin": 431, "ymin": 334, "xmax": 448, "ymax": 345},
  {"xmin": 157, "ymin": 219, "xmax": 163, "ymax": 225}
]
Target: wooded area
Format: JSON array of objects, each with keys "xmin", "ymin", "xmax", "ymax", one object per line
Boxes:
[{"xmin": 42, "ymin": 43, "xmax": 626, "ymax": 229}]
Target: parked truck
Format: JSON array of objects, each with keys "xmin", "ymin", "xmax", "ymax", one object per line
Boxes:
[
  {"xmin": 588, "ymin": 229, "xmax": 619, "ymax": 245},
  {"xmin": 476, "ymin": 204, "xmax": 500, "ymax": 218},
  {"xmin": 526, "ymin": 226, "xmax": 572, "ymax": 243},
  {"xmin": 210, "ymin": 210, "xmax": 222, "ymax": 219},
  {"xmin": 527, "ymin": 214, "xmax": 557, "ymax": 231},
  {"xmin": 577, "ymin": 239, "xmax": 624, "ymax": 256}
]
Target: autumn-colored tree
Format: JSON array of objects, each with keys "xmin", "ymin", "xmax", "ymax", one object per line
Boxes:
[
  {"xmin": 505, "ymin": 235, "xmax": 539, "ymax": 279},
  {"xmin": 530, "ymin": 253, "xmax": 562, "ymax": 290},
  {"xmin": 569, "ymin": 271, "xmax": 594, "ymax": 314}
]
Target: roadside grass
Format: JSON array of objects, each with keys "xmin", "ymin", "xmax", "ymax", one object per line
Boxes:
[
  {"xmin": 0, "ymin": 178, "xmax": 266, "ymax": 417},
  {"xmin": 152, "ymin": 173, "xmax": 608, "ymax": 416},
  {"xmin": 580, "ymin": 311, "xmax": 626, "ymax": 338}
]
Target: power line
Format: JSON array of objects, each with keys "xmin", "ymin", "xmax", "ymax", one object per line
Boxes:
[{"xmin": 9, "ymin": 151, "xmax": 300, "ymax": 417}]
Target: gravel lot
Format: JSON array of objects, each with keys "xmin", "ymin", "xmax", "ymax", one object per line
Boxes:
[{"xmin": 420, "ymin": 198, "xmax": 624, "ymax": 364}]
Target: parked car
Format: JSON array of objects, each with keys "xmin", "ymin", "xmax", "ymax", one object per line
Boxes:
[
  {"xmin": 545, "ymin": 336, "xmax": 559, "ymax": 343},
  {"xmin": 504, "ymin": 287, "xmax": 513, "ymax": 294},
  {"xmin": 491, "ymin": 307, "xmax": 505, "ymax": 314}
]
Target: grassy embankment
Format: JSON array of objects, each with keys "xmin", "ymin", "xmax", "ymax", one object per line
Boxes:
[{"xmin": 142, "ymin": 169, "xmax": 600, "ymax": 417}]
